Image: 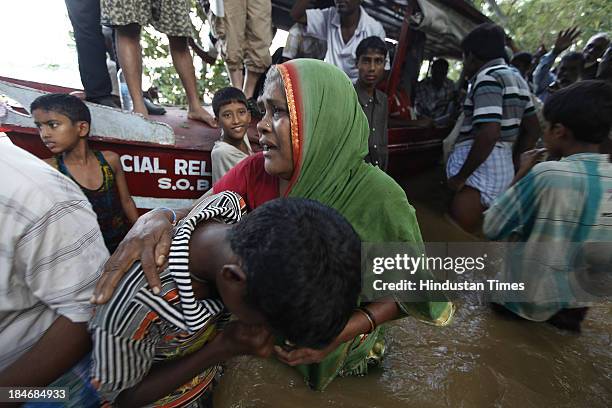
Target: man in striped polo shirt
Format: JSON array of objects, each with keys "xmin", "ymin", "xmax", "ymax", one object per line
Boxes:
[{"xmin": 447, "ymin": 23, "xmax": 541, "ymax": 233}]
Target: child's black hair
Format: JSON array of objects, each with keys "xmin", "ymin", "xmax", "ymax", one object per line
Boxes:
[
  {"xmin": 461, "ymin": 23, "xmax": 506, "ymax": 61},
  {"xmin": 431, "ymin": 58, "xmax": 449, "ymax": 71},
  {"xmin": 543, "ymin": 80, "xmax": 612, "ymax": 144},
  {"xmin": 228, "ymin": 198, "xmax": 362, "ymax": 349},
  {"xmin": 212, "ymin": 87, "xmax": 248, "ymax": 117},
  {"xmin": 511, "ymin": 52, "xmax": 533, "ymax": 67},
  {"xmin": 356, "ymin": 36, "xmax": 388, "ymax": 61},
  {"xmin": 30, "ymin": 93, "xmax": 91, "ymax": 128}
]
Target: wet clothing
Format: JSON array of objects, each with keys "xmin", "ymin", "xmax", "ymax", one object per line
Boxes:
[
  {"xmin": 483, "ymin": 153, "xmax": 612, "ymax": 320},
  {"xmin": 56, "ymin": 151, "xmax": 130, "ymax": 253},
  {"xmin": 446, "ymin": 140, "xmax": 515, "ymax": 207},
  {"xmin": 354, "ymin": 83, "xmax": 389, "ymax": 171},
  {"xmin": 211, "ymin": 134, "xmax": 253, "ymax": 184},
  {"xmin": 448, "ymin": 58, "xmax": 535, "ymax": 205},
  {"xmin": 90, "ymin": 191, "xmax": 243, "ymax": 406},
  {"xmin": 101, "ymin": 0, "xmax": 193, "ymax": 37},
  {"xmin": 213, "ymin": 59, "xmax": 454, "ymax": 390}
]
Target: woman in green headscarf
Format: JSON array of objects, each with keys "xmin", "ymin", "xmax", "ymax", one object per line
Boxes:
[{"xmin": 95, "ymin": 59, "xmax": 454, "ymax": 391}]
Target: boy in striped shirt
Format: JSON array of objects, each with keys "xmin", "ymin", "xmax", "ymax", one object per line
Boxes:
[
  {"xmin": 447, "ymin": 23, "xmax": 541, "ymax": 233},
  {"xmin": 483, "ymin": 80, "xmax": 612, "ymax": 330},
  {"xmin": 89, "ymin": 192, "xmax": 361, "ymax": 407}
]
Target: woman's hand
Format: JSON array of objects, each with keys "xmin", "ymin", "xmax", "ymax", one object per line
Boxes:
[
  {"xmin": 91, "ymin": 209, "xmax": 176, "ymax": 304},
  {"xmin": 273, "ymin": 338, "xmax": 341, "ymax": 366}
]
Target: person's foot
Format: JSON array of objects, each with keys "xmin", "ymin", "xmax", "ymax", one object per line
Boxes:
[
  {"xmin": 143, "ymin": 97, "xmax": 166, "ymax": 115},
  {"xmin": 188, "ymin": 106, "xmax": 217, "ymax": 127},
  {"xmin": 87, "ymin": 95, "xmax": 121, "ymax": 109}
]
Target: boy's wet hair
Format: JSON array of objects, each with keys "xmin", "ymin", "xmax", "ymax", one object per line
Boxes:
[
  {"xmin": 212, "ymin": 87, "xmax": 248, "ymax": 117},
  {"xmin": 356, "ymin": 36, "xmax": 388, "ymax": 61},
  {"xmin": 228, "ymin": 198, "xmax": 362, "ymax": 349},
  {"xmin": 461, "ymin": 23, "xmax": 506, "ymax": 61},
  {"xmin": 30, "ymin": 93, "xmax": 91, "ymax": 128},
  {"xmin": 543, "ymin": 80, "xmax": 612, "ymax": 144}
]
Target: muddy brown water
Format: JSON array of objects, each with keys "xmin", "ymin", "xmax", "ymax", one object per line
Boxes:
[{"xmin": 214, "ymin": 168, "xmax": 612, "ymax": 408}]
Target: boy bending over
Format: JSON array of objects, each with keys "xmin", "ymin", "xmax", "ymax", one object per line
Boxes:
[
  {"xmin": 483, "ymin": 80, "xmax": 612, "ymax": 330},
  {"xmin": 31, "ymin": 94, "xmax": 139, "ymax": 253},
  {"xmin": 211, "ymin": 87, "xmax": 253, "ymax": 184},
  {"xmin": 90, "ymin": 192, "xmax": 361, "ymax": 407}
]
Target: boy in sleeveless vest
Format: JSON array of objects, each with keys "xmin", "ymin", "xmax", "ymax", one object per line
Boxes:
[{"xmin": 31, "ymin": 93, "xmax": 139, "ymax": 253}]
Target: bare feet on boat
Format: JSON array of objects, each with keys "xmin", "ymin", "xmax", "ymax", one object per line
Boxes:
[{"xmin": 188, "ymin": 107, "xmax": 218, "ymax": 127}]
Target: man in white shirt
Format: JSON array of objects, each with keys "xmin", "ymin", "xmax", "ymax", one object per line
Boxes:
[
  {"xmin": 0, "ymin": 132, "xmax": 108, "ymax": 405},
  {"xmin": 291, "ymin": 0, "xmax": 388, "ymax": 82}
]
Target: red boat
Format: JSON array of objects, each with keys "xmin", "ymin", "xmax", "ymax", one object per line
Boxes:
[{"xmin": 1, "ymin": 0, "xmax": 489, "ymax": 211}]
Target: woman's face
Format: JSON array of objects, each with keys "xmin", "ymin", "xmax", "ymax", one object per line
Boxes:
[{"xmin": 257, "ymin": 79, "xmax": 294, "ymax": 180}]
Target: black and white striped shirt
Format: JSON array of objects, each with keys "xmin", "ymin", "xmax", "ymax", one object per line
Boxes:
[{"xmin": 90, "ymin": 191, "xmax": 246, "ymax": 406}]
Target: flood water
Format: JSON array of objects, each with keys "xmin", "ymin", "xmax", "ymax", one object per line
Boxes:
[{"xmin": 214, "ymin": 168, "xmax": 612, "ymax": 408}]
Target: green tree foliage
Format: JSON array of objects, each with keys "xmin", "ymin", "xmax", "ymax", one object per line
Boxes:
[
  {"xmin": 472, "ymin": 0, "xmax": 611, "ymax": 54},
  {"xmin": 141, "ymin": 4, "xmax": 229, "ymax": 105}
]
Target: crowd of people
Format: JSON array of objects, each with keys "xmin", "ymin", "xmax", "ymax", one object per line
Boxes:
[{"xmin": 1, "ymin": 0, "xmax": 611, "ymax": 406}]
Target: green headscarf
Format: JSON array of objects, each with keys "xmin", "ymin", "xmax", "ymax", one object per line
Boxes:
[{"xmin": 277, "ymin": 59, "xmax": 454, "ymax": 390}]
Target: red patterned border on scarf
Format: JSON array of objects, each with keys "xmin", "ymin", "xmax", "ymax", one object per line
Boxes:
[{"xmin": 277, "ymin": 62, "xmax": 304, "ymax": 196}]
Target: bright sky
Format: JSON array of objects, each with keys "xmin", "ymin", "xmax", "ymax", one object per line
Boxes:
[{"xmin": 1, "ymin": 0, "xmax": 287, "ymax": 90}]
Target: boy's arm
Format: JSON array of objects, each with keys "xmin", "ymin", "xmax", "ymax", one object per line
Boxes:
[
  {"xmin": 0, "ymin": 317, "xmax": 91, "ymax": 387},
  {"xmin": 104, "ymin": 151, "xmax": 139, "ymax": 224},
  {"xmin": 113, "ymin": 322, "xmax": 273, "ymax": 408}
]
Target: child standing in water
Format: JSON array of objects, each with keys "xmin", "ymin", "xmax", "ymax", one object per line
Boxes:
[
  {"xmin": 31, "ymin": 93, "xmax": 138, "ymax": 253},
  {"xmin": 211, "ymin": 87, "xmax": 253, "ymax": 184}
]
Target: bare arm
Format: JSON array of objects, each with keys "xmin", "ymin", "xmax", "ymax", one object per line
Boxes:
[
  {"xmin": 513, "ymin": 114, "xmax": 541, "ymax": 169},
  {"xmin": 290, "ymin": 0, "xmax": 311, "ymax": 24},
  {"xmin": 274, "ymin": 300, "xmax": 399, "ymax": 366},
  {"xmin": 0, "ymin": 316, "xmax": 91, "ymax": 387},
  {"xmin": 104, "ymin": 151, "xmax": 139, "ymax": 224},
  {"xmin": 113, "ymin": 323, "xmax": 273, "ymax": 407}
]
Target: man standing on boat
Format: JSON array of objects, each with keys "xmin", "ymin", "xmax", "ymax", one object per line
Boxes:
[
  {"xmin": 65, "ymin": 0, "xmax": 119, "ymax": 108},
  {"xmin": 291, "ymin": 0, "xmax": 388, "ymax": 82}
]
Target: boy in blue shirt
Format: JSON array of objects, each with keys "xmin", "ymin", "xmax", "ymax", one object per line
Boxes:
[{"xmin": 484, "ymin": 80, "xmax": 612, "ymax": 331}]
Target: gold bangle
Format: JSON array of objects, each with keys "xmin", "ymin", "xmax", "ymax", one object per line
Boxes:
[{"xmin": 355, "ymin": 307, "xmax": 376, "ymax": 334}]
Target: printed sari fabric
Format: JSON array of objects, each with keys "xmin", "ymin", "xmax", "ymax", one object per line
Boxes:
[{"xmin": 278, "ymin": 59, "xmax": 454, "ymax": 390}]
